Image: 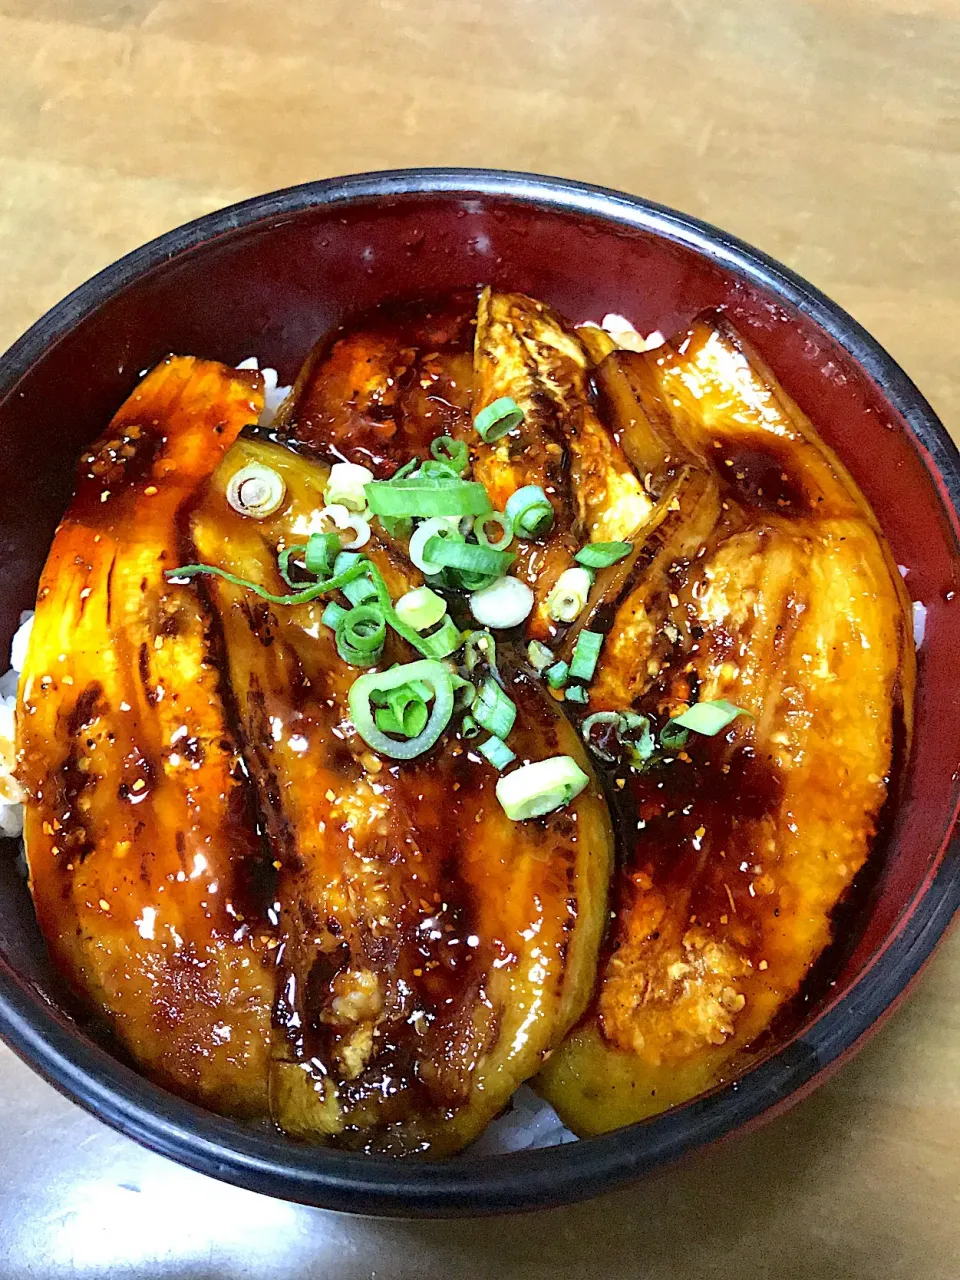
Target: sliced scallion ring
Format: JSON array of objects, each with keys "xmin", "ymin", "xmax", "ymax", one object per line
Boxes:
[
  {"xmin": 348, "ymin": 659, "xmax": 454, "ymax": 760},
  {"xmin": 410, "ymin": 518, "xmax": 463, "ymax": 575},
  {"xmin": 527, "ymin": 640, "xmax": 555, "ymax": 672},
  {"xmin": 659, "ymin": 719, "xmax": 690, "ymax": 751},
  {"xmin": 417, "ymin": 615, "xmax": 463, "ymax": 660},
  {"xmin": 574, "ymin": 541, "xmax": 632, "ymax": 569},
  {"xmin": 569, "ymin": 630, "xmax": 603, "ymax": 683},
  {"xmin": 468, "ymin": 575, "xmax": 534, "ymax": 629},
  {"xmin": 167, "ymin": 558, "xmax": 368, "ymax": 607},
  {"xmin": 394, "ymin": 586, "xmax": 447, "ymax": 632},
  {"xmin": 479, "ymin": 735, "xmax": 516, "ymax": 771},
  {"xmin": 474, "ymin": 396, "xmax": 524, "ymax": 443},
  {"xmin": 430, "ymin": 435, "xmax": 470, "ymax": 475},
  {"xmin": 342, "ymin": 573, "xmax": 378, "ymax": 606},
  {"xmin": 365, "ymin": 478, "xmax": 492, "ymax": 519},
  {"xmin": 544, "ymin": 660, "xmax": 569, "ymax": 689},
  {"xmin": 335, "ymin": 604, "xmax": 386, "ymax": 667},
  {"xmin": 320, "ymin": 601, "xmax": 348, "ymax": 632},
  {"xmin": 474, "ymin": 511, "xmax": 514, "ymax": 551},
  {"xmin": 495, "ymin": 756, "xmax": 590, "ymax": 821},
  {"xmin": 464, "ymin": 630, "xmax": 498, "ymax": 675},
  {"xmin": 304, "ymin": 531, "xmax": 342, "ymax": 577},
  {"xmin": 546, "ymin": 567, "xmax": 593, "ymax": 623},
  {"xmin": 565, "ymin": 685, "xmax": 589, "ymax": 704},
  {"xmin": 580, "ymin": 711, "xmax": 623, "ymax": 763},
  {"xmin": 422, "ymin": 536, "xmax": 515, "ymax": 577},
  {"xmin": 324, "ymin": 461, "xmax": 374, "ymax": 513},
  {"xmin": 473, "ymin": 677, "xmax": 517, "ymax": 739},
  {"xmin": 505, "ymin": 485, "xmax": 554, "ymax": 538},
  {"xmin": 672, "ymin": 699, "xmax": 750, "ymax": 736}
]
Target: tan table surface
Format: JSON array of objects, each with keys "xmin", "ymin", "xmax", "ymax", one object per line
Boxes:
[{"xmin": 0, "ymin": 0, "xmax": 958, "ymax": 1276}]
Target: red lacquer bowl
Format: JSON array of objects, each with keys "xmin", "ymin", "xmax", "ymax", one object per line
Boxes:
[{"xmin": 0, "ymin": 170, "xmax": 957, "ymax": 1216}]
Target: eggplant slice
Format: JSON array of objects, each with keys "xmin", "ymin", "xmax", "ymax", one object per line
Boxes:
[
  {"xmin": 17, "ymin": 358, "xmax": 276, "ymax": 1115},
  {"xmin": 190, "ymin": 435, "xmax": 612, "ymax": 1155},
  {"xmin": 535, "ymin": 316, "xmax": 914, "ymax": 1134}
]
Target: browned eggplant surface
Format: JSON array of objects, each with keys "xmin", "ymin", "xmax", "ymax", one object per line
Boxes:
[
  {"xmin": 17, "ymin": 358, "xmax": 277, "ymax": 1115},
  {"xmin": 190, "ymin": 436, "xmax": 612, "ymax": 1154},
  {"xmin": 536, "ymin": 317, "xmax": 914, "ymax": 1134},
  {"xmin": 16, "ymin": 292, "xmax": 913, "ymax": 1153}
]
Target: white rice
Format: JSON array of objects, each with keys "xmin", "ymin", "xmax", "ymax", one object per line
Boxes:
[{"xmin": 235, "ymin": 357, "xmax": 292, "ymax": 427}]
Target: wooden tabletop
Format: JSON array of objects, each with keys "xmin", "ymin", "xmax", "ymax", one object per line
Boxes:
[{"xmin": 0, "ymin": 0, "xmax": 958, "ymax": 1275}]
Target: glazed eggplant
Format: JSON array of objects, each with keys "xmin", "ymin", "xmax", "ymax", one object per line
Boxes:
[
  {"xmin": 470, "ymin": 289, "xmax": 652, "ymax": 640},
  {"xmin": 535, "ymin": 317, "xmax": 914, "ymax": 1134},
  {"xmin": 189, "ymin": 435, "xmax": 613, "ymax": 1154},
  {"xmin": 16, "ymin": 358, "xmax": 276, "ymax": 1115}
]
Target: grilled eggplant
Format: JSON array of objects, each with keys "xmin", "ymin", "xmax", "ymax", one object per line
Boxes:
[
  {"xmin": 17, "ymin": 358, "xmax": 276, "ymax": 1115},
  {"xmin": 189, "ymin": 435, "xmax": 613, "ymax": 1154},
  {"xmin": 536, "ymin": 317, "xmax": 914, "ymax": 1134}
]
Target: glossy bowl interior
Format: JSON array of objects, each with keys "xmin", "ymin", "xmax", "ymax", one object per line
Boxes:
[{"xmin": 0, "ymin": 169, "xmax": 958, "ymax": 1216}]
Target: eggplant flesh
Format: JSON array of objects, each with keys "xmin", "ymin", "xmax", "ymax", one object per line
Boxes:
[
  {"xmin": 16, "ymin": 358, "xmax": 276, "ymax": 1116},
  {"xmin": 535, "ymin": 317, "xmax": 914, "ymax": 1134},
  {"xmin": 190, "ymin": 435, "xmax": 612, "ymax": 1154}
]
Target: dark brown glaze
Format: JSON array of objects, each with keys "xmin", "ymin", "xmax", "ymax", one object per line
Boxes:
[
  {"xmin": 276, "ymin": 291, "xmax": 477, "ymax": 475},
  {"xmin": 17, "ymin": 357, "xmax": 277, "ymax": 1116},
  {"xmin": 189, "ymin": 436, "xmax": 613, "ymax": 1155},
  {"xmin": 535, "ymin": 314, "xmax": 914, "ymax": 1135}
]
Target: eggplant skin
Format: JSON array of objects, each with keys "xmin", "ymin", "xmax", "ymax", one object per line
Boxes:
[
  {"xmin": 17, "ymin": 358, "xmax": 277, "ymax": 1116},
  {"xmin": 190, "ymin": 436, "xmax": 614, "ymax": 1155},
  {"xmin": 536, "ymin": 316, "xmax": 914, "ymax": 1136}
]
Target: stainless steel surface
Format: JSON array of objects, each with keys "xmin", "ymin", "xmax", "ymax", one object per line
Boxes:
[{"xmin": 1, "ymin": 930, "xmax": 958, "ymax": 1279}]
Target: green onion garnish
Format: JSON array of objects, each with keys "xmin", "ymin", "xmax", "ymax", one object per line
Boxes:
[
  {"xmin": 474, "ymin": 511, "xmax": 514, "ymax": 551},
  {"xmin": 166, "ymin": 559, "xmax": 368, "ymax": 607},
  {"xmin": 527, "ymin": 640, "xmax": 554, "ymax": 672},
  {"xmin": 473, "ymin": 677, "xmax": 517, "ymax": 739},
  {"xmin": 349, "ymin": 659, "xmax": 454, "ymax": 759},
  {"xmin": 505, "ymin": 485, "xmax": 555, "ymax": 538},
  {"xmin": 659, "ymin": 719, "xmax": 690, "ymax": 750},
  {"xmin": 460, "ymin": 714, "xmax": 481, "ymax": 739},
  {"xmin": 417, "ymin": 615, "xmax": 463, "ymax": 660},
  {"xmin": 495, "ymin": 755, "xmax": 589, "ymax": 821},
  {"xmin": 305, "ymin": 531, "xmax": 342, "ymax": 577},
  {"xmin": 620, "ymin": 711, "xmax": 656, "ymax": 766},
  {"xmin": 334, "ymin": 550, "xmax": 364, "ymax": 575},
  {"xmin": 365, "ymin": 478, "xmax": 492, "ymax": 518},
  {"xmin": 569, "ymin": 630, "xmax": 603, "ymax": 683},
  {"xmin": 379, "ymin": 514, "xmax": 413, "ymax": 540},
  {"xmin": 320, "ymin": 601, "xmax": 348, "ymax": 632},
  {"xmin": 580, "ymin": 711, "xmax": 623, "ymax": 763},
  {"xmin": 474, "ymin": 396, "xmax": 524, "ymax": 443},
  {"xmin": 374, "ymin": 683, "xmax": 429, "ymax": 738},
  {"xmin": 544, "ymin": 660, "xmax": 569, "ymax": 689},
  {"xmin": 479, "ymin": 735, "xmax": 516, "ymax": 771},
  {"xmin": 422, "ymin": 536, "xmax": 515, "ymax": 578},
  {"xmin": 335, "ymin": 604, "xmax": 387, "ymax": 667},
  {"xmin": 394, "ymin": 586, "xmax": 447, "ymax": 632},
  {"xmin": 581, "ymin": 710, "xmax": 655, "ymax": 766},
  {"xmin": 565, "ymin": 685, "xmax": 589, "ymax": 704},
  {"xmin": 430, "ymin": 435, "xmax": 469, "ymax": 475},
  {"xmin": 574, "ymin": 541, "xmax": 633, "ymax": 569},
  {"xmin": 464, "ymin": 630, "xmax": 498, "ymax": 676},
  {"xmin": 672, "ymin": 699, "xmax": 750, "ymax": 736},
  {"xmin": 342, "ymin": 573, "xmax": 378, "ymax": 606}
]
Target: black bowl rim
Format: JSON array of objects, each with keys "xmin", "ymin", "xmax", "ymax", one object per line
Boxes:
[{"xmin": 1, "ymin": 166, "xmax": 958, "ymax": 1217}]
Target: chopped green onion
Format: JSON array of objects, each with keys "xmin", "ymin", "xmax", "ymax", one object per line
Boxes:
[
  {"xmin": 422, "ymin": 536, "xmax": 514, "ymax": 578},
  {"xmin": 565, "ymin": 685, "xmax": 589, "ymax": 704},
  {"xmin": 495, "ymin": 756, "xmax": 589, "ymax": 821},
  {"xmin": 580, "ymin": 711, "xmax": 624, "ymax": 763},
  {"xmin": 659, "ymin": 719, "xmax": 689, "ymax": 751},
  {"xmin": 376, "ymin": 683, "xmax": 429, "ymax": 738},
  {"xmin": 365, "ymin": 478, "xmax": 492, "ymax": 518},
  {"xmin": 527, "ymin": 640, "xmax": 555, "ymax": 672},
  {"xmin": 672, "ymin": 699, "xmax": 751, "ymax": 736},
  {"xmin": 166, "ymin": 559, "xmax": 367, "ymax": 607},
  {"xmin": 546, "ymin": 567, "xmax": 593, "ymax": 623},
  {"xmin": 430, "ymin": 436, "xmax": 469, "ymax": 475},
  {"xmin": 544, "ymin": 660, "xmax": 569, "ymax": 689},
  {"xmin": 469, "ymin": 575, "xmax": 534, "ymax": 629},
  {"xmin": 410, "ymin": 518, "xmax": 462, "ymax": 575},
  {"xmin": 574, "ymin": 541, "xmax": 633, "ymax": 569},
  {"xmin": 321, "ymin": 601, "xmax": 348, "ymax": 632},
  {"xmin": 464, "ymin": 630, "xmax": 498, "ymax": 675},
  {"xmin": 324, "ymin": 461, "xmax": 373, "ymax": 513},
  {"xmin": 348, "ymin": 659, "xmax": 454, "ymax": 759},
  {"xmin": 342, "ymin": 573, "xmax": 378, "ymax": 606},
  {"xmin": 305, "ymin": 531, "xmax": 342, "ymax": 577},
  {"xmin": 450, "ymin": 675, "xmax": 476, "ymax": 710},
  {"xmin": 392, "ymin": 457, "xmax": 420, "ymax": 481},
  {"xmin": 379, "ymin": 514, "xmax": 413, "ymax": 540},
  {"xmin": 474, "ymin": 677, "xmax": 517, "ymax": 739},
  {"xmin": 334, "ymin": 550, "xmax": 364, "ymax": 575},
  {"xmin": 394, "ymin": 586, "xmax": 447, "ymax": 632},
  {"xmin": 479, "ymin": 735, "xmax": 516, "ymax": 770},
  {"xmin": 335, "ymin": 604, "xmax": 387, "ymax": 667},
  {"xmin": 475, "ymin": 511, "xmax": 514, "ymax": 551},
  {"xmin": 474, "ymin": 396, "xmax": 524, "ymax": 443},
  {"xmin": 460, "ymin": 714, "xmax": 481, "ymax": 739},
  {"xmin": 417, "ymin": 615, "xmax": 463, "ymax": 660},
  {"xmin": 505, "ymin": 485, "xmax": 554, "ymax": 538},
  {"xmin": 569, "ymin": 630, "xmax": 603, "ymax": 683},
  {"xmin": 620, "ymin": 712, "xmax": 656, "ymax": 766},
  {"xmin": 277, "ymin": 543, "xmax": 307, "ymax": 588},
  {"xmin": 415, "ymin": 459, "xmax": 461, "ymax": 483}
]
